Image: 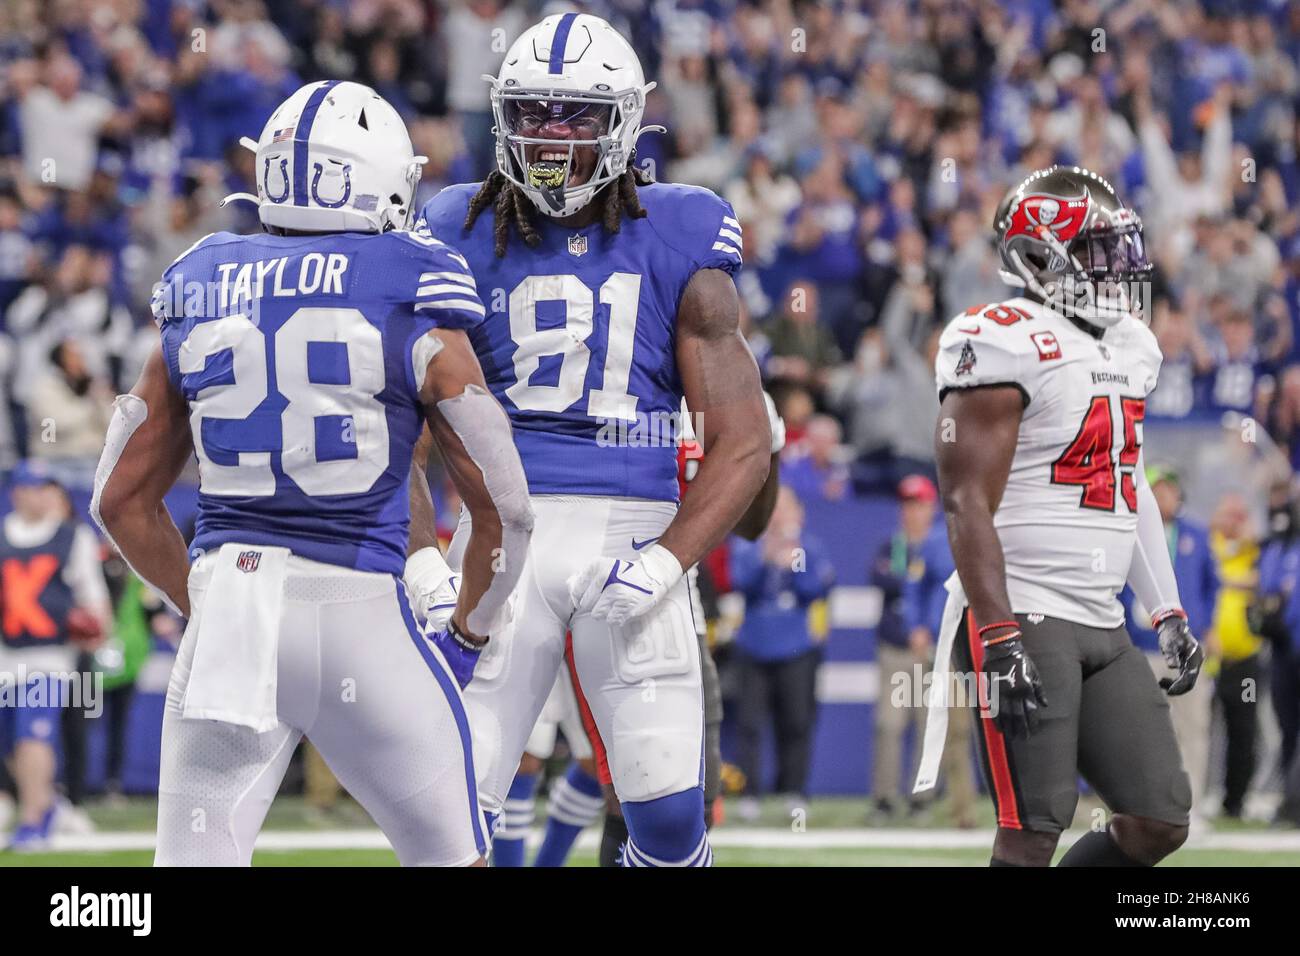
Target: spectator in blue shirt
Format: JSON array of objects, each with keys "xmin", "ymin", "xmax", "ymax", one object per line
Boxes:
[
  {"xmin": 730, "ymin": 486, "xmax": 835, "ymax": 808},
  {"xmin": 869, "ymin": 474, "xmax": 973, "ymax": 824},
  {"xmin": 1257, "ymin": 489, "xmax": 1300, "ymax": 826},
  {"xmin": 1122, "ymin": 465, "xmax": 1218, "ymax": 823}
]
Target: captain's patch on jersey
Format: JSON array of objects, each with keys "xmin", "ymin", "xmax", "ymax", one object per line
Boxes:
[
  {"xmin": 1031, "ymin": 331, "xmax": 1061, "ymax": 361},
  {"xmin": 955, "ymin": 339, "xmax": 977, "ymax": 376}
]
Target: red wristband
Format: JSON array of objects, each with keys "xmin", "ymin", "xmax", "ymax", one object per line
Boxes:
[
  {"xmin": 1152, "ymin": 608, "xmax": 1187, "ymax": 628},
  {"xmin": 982, "ymin": 630, "xmax": 1022, "ymax": 648},
  {"xmin": 977, "ymin": 620, "xmax": 1019, "ymax": 637}
]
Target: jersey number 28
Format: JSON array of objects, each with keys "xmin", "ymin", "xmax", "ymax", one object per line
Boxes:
[{"xmin": 180, "ymin": 307, "xmax": 388, "ymax": 498}]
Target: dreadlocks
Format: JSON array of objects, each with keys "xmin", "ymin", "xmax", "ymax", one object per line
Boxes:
[{"xmin": 463, "ymin": 165, "xmax": 653, "ymax": 258}]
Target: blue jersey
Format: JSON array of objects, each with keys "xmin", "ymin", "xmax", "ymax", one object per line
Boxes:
[
  {"xmin": 416, "ymin": 181, "xmax": 743, "ymax": 502},
  {"xmin": 154, "ymin": 229, "xmax": 484, "ymax": 575}
]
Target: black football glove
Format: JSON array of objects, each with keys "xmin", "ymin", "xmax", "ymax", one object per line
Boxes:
[
  {"xmin": 980, "ymin": 629, "xmax": 1048, "ymax": 738},
  {"xmin": 1155, "ymin": 611, "xmax": 1202, "ymax": 696}
]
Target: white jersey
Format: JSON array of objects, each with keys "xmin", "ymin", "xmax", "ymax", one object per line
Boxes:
[{"xmin": 935, "ymin": 297, "xmax": 1163, "ymax": 628}]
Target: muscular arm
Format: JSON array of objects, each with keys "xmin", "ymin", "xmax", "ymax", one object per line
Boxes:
[
  {"xmin": 418, "ymin": 328, "xmax": 532, "ymax": 640},
  {"xmin": 935, "ymin": 385, "xmax": 1024, "ymax": 630},
  {"xmin": 408, "ymin": 424, "xmax": 438, "ymax": 556},
  {"xmin": 731, "ymin": 453, "xmax": 781, "ymax": 541},
  {"xmin": 92, "ymin": 344, "xmax": 194, "ymax": 617},
  {"xmin": 661, "ymin": 269, "xmax": 771, "ymax": 567}
]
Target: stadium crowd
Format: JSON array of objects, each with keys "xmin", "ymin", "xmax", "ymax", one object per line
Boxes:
[{"xmin": 1, "ymin": 0, "xmax": 1299, "ymax": 836}]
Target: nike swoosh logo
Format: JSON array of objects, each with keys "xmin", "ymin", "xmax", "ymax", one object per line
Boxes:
[
  {"xmin": 631, "ymin": 536, "xmax": 660, "ymax": 551},
  {"xmin": 602, "ymin": 560, "xmax": 653, "ymax": 595},
  {"xmin": 958, "ymin": 326, "xmax": 981, "ymax": 335}
]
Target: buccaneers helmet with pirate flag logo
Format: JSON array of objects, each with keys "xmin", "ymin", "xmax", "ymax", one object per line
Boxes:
[{"xmin": 993, "ymin": 165, "xmax": 1152, "ymax": 328}]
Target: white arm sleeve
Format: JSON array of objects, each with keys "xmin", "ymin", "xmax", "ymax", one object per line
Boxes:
[
  {"xmin": 1127, "ymin": 453, "xmax": 1184, "ymax": 625},
  {"xmin": 67, "ymin": 524, "xmax": 111, "ymax": 614},
  {"xmin": 435, "ymin": 383, "xmax": 534, "ymax": 636},
  {"xmin": 91, "ymin": 393, "xmax": 184, "ymax": 617}
]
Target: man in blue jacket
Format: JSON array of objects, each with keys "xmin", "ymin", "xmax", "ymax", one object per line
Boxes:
[
  {"xmin": 1122, "ymin": 466, "xmax": 1218, "ymax": 824},
  {"xmin": 870, "ymin": 475, "xmax": 974, "ymax": 824},
  {"xmin": 730, "ymin": 486, "xmax": 836, "ymax": 808},
  {"xmin": 1260, "ymin": 493, "xmax": 1300, "ymax": 825}
]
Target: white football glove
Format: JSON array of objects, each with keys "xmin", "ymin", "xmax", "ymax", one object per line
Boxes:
[
  {"xmin": 568, "ymin": 544, "xmax": 684, "ymax": 626},
  {"xmin": 403, "ymin": 546, "xmax": 459, "ymax": 631}
]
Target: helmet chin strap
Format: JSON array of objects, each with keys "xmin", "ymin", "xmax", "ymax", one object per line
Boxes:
[{"xmin": 219, "ymin": 136, "xmax": 262, "ymax": 210}]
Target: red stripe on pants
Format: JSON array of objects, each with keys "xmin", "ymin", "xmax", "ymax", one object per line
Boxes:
[
  {"xmin": 565, "ymin": 632, "xmax": 612, "ymax": 787},
  {"xmin": 968, "ymin": 611, "xmax": 1022, "ymax": 830}
]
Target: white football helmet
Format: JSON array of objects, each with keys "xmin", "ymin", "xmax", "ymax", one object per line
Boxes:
[
  {"xmin": 222, "ymin": 81, "xmax": 426, "ymax": 234},
  {"xmin": 488, "ymin": 13, "xmax": 660, "ymax": 218}
]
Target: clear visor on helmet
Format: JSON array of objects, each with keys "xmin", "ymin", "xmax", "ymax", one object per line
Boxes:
[
  {"xmin": 1079, "ymin": 223, "xmax": 1152, "ymax": 280},
  {"xmin": 502, "ymin": 96, "xmax": 613, "ymax": 141}
]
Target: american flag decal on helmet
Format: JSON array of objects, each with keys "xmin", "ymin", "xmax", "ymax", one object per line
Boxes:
[{"xmin": 236, "ymin": 550, "xmax": 262, "ymax": 573}]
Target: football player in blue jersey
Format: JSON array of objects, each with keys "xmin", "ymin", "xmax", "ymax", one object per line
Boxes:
[
  {"xmin": 91, "ymin": 81, "xmax": 533, "ymax": 866},
  {"xmin": 406, "ymin": 14, "xmax": 771, "ymax": 867}
]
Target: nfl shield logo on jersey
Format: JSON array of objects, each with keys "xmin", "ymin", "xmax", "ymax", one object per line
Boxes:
[
  {"xmin": 568, "ymin": 234, "xmax": 588, "ymax": 257},
  {"xmin": 236, "ymin": 550, "xmax": 262, "ymax": 573}
]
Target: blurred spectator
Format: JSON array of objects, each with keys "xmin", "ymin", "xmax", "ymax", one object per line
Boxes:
[
  {"xmin": 0, "ymin": 461, "xmax": 110, "ymax": 848},
  {"xmin": 780, "ymin": 152, "xmax": 865, "ymax": 353},
  {"xmin": 1123, "ymin": 466, "xmax": 1218, "ymax": 823},
  {"xmin": 725, "ymin": 142, "xmax": 801, "ymax": 269},
  {"xmin": 25, "ymin": 339, "xmax": 113, "ymax": 465},
  {"xmin": 764, "ymin": 279, "xmax": 841, "ymax": 398},
  {"xmin": 96, "ymin": 557, "xmax": 166, "ymax": 800},
  {"xmin": 1255, "ymin": 483, "xmax": 1300, "ymax": 825},
  {"xmin": 871, "ymin": 474, "xmax": 974, "ymax": 825},
  {"xmin": 1209, "ymin": 491, "xmax": 1263, "ymax": 819},
  {"xmin": 445, "ymin": 0, "xmax": 526, "ymax": 179},
  {"xmin": 829, "ymin": 325, "xmax": 939, "ymax": 492},
  {"xmin": 1133, "ymin": 77, "xmax": 1232, "ymax": 255},
  {"xmin": 730, "ymin": 487, "xmax": 835, "ymax": 812},
  {"xmin": 1148, "ymin": 307, "xmax": 1215, "ymax": 420},
  {"xmin": 16, "ymin": 54, "xmax": 116, "ymax": 192},
  {"xmin": 780, "ymin": 414, "xmax": 849, "ymax": 504}
]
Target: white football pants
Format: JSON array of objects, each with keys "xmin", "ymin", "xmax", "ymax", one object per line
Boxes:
[
  {"xmin": 449, "ymin": 495, "xmax": 704, "ymax": 817},
  {"xmin": 155, "ymin": 553, "xmax": 486, "ymax": 866}
]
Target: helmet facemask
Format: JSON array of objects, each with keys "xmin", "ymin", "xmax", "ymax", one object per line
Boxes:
[{"xmin": 490, "ymin": 83, "xmax": 653, "ymax": 218}]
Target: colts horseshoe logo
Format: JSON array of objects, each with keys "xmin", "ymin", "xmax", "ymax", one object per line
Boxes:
[
  {"xmin": 263, "ymin": 157, "xmax": 290, "ymax": 203},
  {"xmin": 311, "ymin": 162, "xmax": 352, "ymax": 208}
]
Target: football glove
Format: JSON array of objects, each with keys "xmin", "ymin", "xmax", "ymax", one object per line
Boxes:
[
  {"xmin": 568, "ymin": 544, "xmax": 684, "ymax": 625},
  {"xmin": 980, "ymin": 628, "xmax": 1047, "ymax": 738},
  {"xmin": 1154, "ymin": 610, "xmax": 1202, "ymax": 696},
  {"xmin": 429, "ymin": 620, "xmax": 486, "ymax": 690},
  {"xmin": 404, "ymin": 546, "xmax": 459, "ymax": 631}
]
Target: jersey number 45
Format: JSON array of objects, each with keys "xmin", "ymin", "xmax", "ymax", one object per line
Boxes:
[{"xmin": 1051, "ymin": 395, "xmax": 1145, "ymax": 512}]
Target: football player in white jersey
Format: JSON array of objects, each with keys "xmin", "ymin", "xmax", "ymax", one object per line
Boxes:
[{"xmin": 923, "ymin": 166, "xmax": 1202, "ymax": 867}]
